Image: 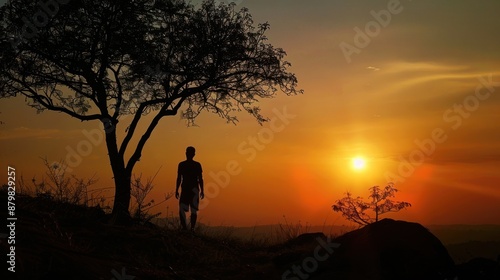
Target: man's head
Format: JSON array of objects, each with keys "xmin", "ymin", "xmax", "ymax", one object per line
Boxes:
[{"xmin": 186, "ymin": 146, "xmax": 196, "ymax": 160}]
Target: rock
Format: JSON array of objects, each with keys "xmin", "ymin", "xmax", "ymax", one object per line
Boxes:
[
  {"xmin": 285, "ymin": 232, "xmax": 327, "ymax": 247},
  {"xmin": 456, "ymin": 257, "xmax": 499, "ymax": 280},
  {"xmin": 314, "ymin": 219, "xmax": 457, "ymax": 279}
]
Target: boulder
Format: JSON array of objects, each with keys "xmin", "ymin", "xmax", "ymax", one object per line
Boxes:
[
  {"xmin": 314, "ymin": 219, "xmax": 456, "ymax": 279},
  {"xmin": 456, "ymin": 257, "xmax": 499, "ymax": 280}
]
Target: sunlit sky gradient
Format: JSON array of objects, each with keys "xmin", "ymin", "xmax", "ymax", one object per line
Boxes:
[{"xmin": 1, "ymin": 0, "xmax": 500, "ymax": 226}]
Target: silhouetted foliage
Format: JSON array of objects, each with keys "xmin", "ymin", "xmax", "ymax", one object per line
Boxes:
[
  {"xmin": 277, "ymin": 215, "xmax": 311, "ymax": 242},
  {"xmin": 0, "ymin": 0, "xmax": 302, "ymax": 223},
  {"xmin": 131, "ymin": 171, "xmax": 174, "ymax": 224},
  {"xmin": 332, "ymin": 183, "xmax": 411, "ymax": 226},
  {"xmin": 18, "ymin": 157, "xmax": 98, "ymax": 205}
]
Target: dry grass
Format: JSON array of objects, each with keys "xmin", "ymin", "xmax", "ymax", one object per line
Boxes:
[{"xmin": 6, "ymin": 181, "xmax": 333, "ymax": 279}]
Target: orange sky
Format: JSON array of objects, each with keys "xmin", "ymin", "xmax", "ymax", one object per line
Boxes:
[{"xmin": 1, "ymin": 0, "xmax": 500, "ymax": 226}]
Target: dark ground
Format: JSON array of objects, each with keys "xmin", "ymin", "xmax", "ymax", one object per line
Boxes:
[{"xmin": 1, "ymin": 191, "xmax": 498, "ymax": 280}]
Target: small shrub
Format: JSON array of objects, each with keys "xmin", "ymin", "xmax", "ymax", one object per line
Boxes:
[{"xmin": 332, "ymin": 182, "xmax": 411, "ymax": 226}]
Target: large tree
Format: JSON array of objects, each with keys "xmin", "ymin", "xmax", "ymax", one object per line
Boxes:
[{"xmin": 0, "ymin": 0, "xmax": 302, "ymax": 223}]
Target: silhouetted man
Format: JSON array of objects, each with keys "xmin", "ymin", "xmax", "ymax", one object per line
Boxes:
[{"xmin": 176, "ymin": 146, "xmax": 204, "ymax": 231}]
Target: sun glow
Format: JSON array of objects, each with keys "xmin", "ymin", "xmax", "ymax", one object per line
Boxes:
[{"xmin": 352, "ymin": 157, "xmax": 366, "ymax": 170}]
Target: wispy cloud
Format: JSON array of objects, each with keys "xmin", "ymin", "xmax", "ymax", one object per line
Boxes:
[{"xmin": 0, "ymin": 127, "xmax": 75, "ymax": 140}]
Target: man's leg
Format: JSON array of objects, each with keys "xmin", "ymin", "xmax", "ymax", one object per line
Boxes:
[
  {"xmin": 190, "ymin": 189, "xmax": 200, "ymax": 231},
  {"xmin": 179, "ymin": 202, "xmax": 189, "ymax": 230},
  {"xmin": 190, "ymin": 209, "xmax": 197, "ymax": 231}
]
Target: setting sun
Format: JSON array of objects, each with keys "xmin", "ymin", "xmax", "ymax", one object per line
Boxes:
[{"xmin": 352, "ymin": 157, "xmax": 366, "ymax": 170}]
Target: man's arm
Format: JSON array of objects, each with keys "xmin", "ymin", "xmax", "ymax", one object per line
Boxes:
[
  {"xmin": 175, "ymin": 163, "xmax": 182, "ymax": 199},
  {"xmin": 198, "ymin": 163, "xmax": 204, "ymax": 199}
]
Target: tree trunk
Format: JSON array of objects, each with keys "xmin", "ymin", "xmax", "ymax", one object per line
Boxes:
[
  {"xmin": 110, "ymin": 165, "xmax": 132, "ymax": 224},
  {"xmin": 104, "ymin": 124, "xmax": 132, "ymax": 224}
]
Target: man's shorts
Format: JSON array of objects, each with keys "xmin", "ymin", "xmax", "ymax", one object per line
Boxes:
[{"xmin": 179, "ymin": 187, "xmax": 199, "ymax": 211}]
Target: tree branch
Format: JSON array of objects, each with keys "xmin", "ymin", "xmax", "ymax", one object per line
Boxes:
[
  {"xmin": 125, "ymin": 95, "xmax": 187, "ymax": 174},
  {"xmin": 10, "ymin": 77, "xmax": 102, "ymax": 121}
]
